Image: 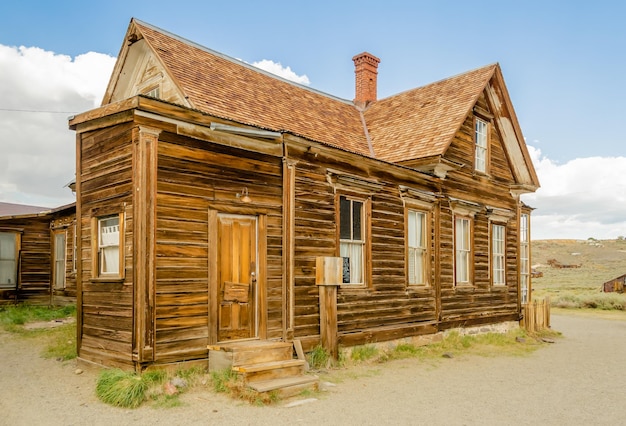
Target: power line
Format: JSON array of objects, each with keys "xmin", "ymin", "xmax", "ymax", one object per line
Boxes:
[{"xmin": 0, "ymin": 107, "xmax": 79, "ymax": 114}]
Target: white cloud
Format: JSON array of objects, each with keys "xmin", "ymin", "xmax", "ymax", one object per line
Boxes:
[
  {"xmin": 2, "ymin": 44, "xmax": 623, "ymax": 242},
  {"xmin": 0, "ymin": 44, "xmax": 115, "ymax": 207},
  {"xmin": 521, "ymin": 146, "xmax": 626, "ymax": 240},
  {"xmin": 251, "ymin": 59, "xmax": 310, "ymax": 85}
]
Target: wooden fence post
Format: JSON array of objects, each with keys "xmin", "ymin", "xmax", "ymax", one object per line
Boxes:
[{"xmin": 316, "ymin": 257, "xmax": 342, "ymax": 360}]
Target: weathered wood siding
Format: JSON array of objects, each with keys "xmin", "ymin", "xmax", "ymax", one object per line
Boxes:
[
  {"xmin": 78, "ymin": 122, "xmax": 135, "ymax": 369},
  {"xmin": 154, "ymin": 132, "xmax": 284, "ymax": 364},
  {"xmin": 288, "ymin": 142, "xmax": 440, "ymax": 350},
  {"xmin": 0, "ymin": 216, "xmax": 50, "ymax": 305},
  {"xmin": 438, "ymin": 104, "xmax": 520, "ymax": 329}
]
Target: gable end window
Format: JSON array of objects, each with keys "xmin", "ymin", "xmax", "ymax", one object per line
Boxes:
[
  {"xmin": 475, "ymin": 118, "xmax": 489, "ymax": 173},
  {"xmin": 339, "ymin": 195, "xmax": 368, "ymax": 285}
]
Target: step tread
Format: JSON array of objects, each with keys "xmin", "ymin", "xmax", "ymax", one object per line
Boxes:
[
  {"xmin": 247, "ymin": 375, "xmax": 319, "ymax": 393},
  {"xmin": 208, "ymin": 340, "xmax": 292, "ymax": 353},
  {"xmin": 233, "ymin": 359, "xmax": 305, "ymax": 373}
]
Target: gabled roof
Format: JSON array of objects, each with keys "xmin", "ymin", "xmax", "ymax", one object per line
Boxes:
[
  {"xmin": 101, "ymin": 18, "xmax": 539, "ymax": 189},
  {"xmin": 365, "ymin": 64, "xmax": 498, "ymax": 163}
]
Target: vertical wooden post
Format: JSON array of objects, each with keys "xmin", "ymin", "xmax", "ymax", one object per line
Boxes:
[
  {"xmin": 132, "ymin": 126, "xmax": 160, "ymax": 365},
  {"xmin": 316, "ymin": 257, "xmax": 341, "ymax": 360},
  {"xmin": 282, "ymin": 157, "xmax": 296, "ymax": 341},
  {"xmin": 75, "ymin": 133, "xmax": 83, "ymax": 357}
]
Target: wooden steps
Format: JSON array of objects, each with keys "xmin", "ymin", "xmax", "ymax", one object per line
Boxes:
[{"xmin": 208, "ymin": 340, "xmax": 318, "ymax": 399}]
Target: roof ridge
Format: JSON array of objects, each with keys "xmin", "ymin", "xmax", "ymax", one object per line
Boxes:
[
  {"xmin": 376, "ymin": 63, "xmax": 498, "ymax": 103},
  {"xmin": 132, "ymin": 18, "xmax": 354, "ymax": 105}
]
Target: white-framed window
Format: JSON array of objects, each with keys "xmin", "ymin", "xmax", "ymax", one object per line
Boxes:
[
  {"xmin": 475, "ymin": 118, "xmax": 488, "ymax": 173},
  {"xmin": 408, "ymin": 210, "xmax": 428, "ymax": 285},
  {"xmin": 339, "ymin": 195, "xmax": 366, "ymax": 285},
  {"xmin": 492, "ymin": 224, "xmax": 506, "ymax": 285},
  {"xmin": 0, "ymin": 232, "xmax": 18, "ymax": 288},
  {"xmin": 53, "ymin": 231, "xmax": 66, "ymax": 290},
  {"xmin": 520, "ymin": 213, "xmax": 530, "ymax": 303},
  {"xmin": 98, "ymin": 215, "xmax": 121, "ymax": 277},
  {"xmin": 455, "ymin": 217, "xmax": 472, "ymax": 285},
  {"xmin": 144, "ymin": 86, "xmax": 160, "ymax": 98}
]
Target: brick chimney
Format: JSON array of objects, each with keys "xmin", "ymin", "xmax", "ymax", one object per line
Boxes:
[{"xmin": 352, "ymin": 52, "xmax": 380, "ymax": 106}]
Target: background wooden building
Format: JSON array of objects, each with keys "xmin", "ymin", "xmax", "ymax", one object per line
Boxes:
[
  {"xmin": 69, "ymin": 19, "xmax": 539, "ymax": 370},
  {"xmin": 0, "ymin": 202, "xmax": 77, "ymax": 305}
]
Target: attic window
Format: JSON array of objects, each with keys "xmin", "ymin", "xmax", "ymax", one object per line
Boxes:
[
  {"xmin": 144, "ymin": 86, "xmax": 160, "ymax": 99},
  {"xmin": 474, "ymin": 117, "xmax": 489, "ymax": 173}
]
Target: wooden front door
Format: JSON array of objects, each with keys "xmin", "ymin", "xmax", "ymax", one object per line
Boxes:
[{"xmin": 217, "ymin": 215, "xmax": 258, "ymax": 341}]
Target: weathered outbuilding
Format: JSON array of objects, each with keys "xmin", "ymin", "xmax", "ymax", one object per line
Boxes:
[
  {"xmin": 0, "ymin": 202, "xmax": 77, "ymax": 305},
  {"xmin": 69, "ymin": 19, "xmax": 539, "ymax": 370}
]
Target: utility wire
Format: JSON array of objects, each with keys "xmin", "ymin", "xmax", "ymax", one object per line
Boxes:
[{"xmin": 0, "ymin": 107, "xmax": 79, "ymax": 114}]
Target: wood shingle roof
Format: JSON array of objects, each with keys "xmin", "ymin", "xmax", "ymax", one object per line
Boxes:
[{"xmin": 100, "ymin": 18, "xmax": 537, "ymax": 189}]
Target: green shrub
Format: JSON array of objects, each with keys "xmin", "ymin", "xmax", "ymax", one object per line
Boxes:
[{"xmin": 96, "ymin": 369, "xmax": 148, "ymax": 408}]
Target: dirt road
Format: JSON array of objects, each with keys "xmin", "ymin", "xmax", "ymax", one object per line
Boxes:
[{"xmin": 1, "ymin": 313, "xmax": 624, "ymax": 425}]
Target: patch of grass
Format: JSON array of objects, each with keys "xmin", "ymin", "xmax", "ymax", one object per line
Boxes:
[
  {"xmin": 209, "ymin": 368, "xmax": 280, "ymax": 405},
  {"xmin": 210, "ymin": 368, "xmax": 239, "ymax": 393},
  {"xmin": 552, "ymin": 292, "xmax": 625, "ymax": 311},
  {"xmin": 0, "ymin": 304, "xmax": 77, "ymax": 361},
  {"xmin": 333, "ymin": 328, "xmax": 547, "ymax": 371},
  {"xmin": 0, "ymin": 304, "xmax": 76, "ymax": 332},
  {"xmin": 350, "ymin": 345, "xmax": 379, "ymax": 362},
  {"xmin": 41, "ymin": 324, "xmax": 76, "ymax": 360},
  {"xmin": 151, "ymin": 394, "xmax": 184, "ymax": 408},
  {"xmin": 97, "ymin": 366, "xmax": 209, "ymax": 409},
  {"xmin": 307, "ymin": 345, "xmax": 331, "ymax": 370},
  {"xmin": 96, "ymin": 369, "xmax": 148, "ymax": 408}
]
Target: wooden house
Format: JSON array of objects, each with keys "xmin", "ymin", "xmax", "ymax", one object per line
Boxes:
[
  {"xmin": 602, "ymin": 274, "xmax": 625, "ymax": 293},
  {"xmin": 68, "ymin": 19, "xmax": 539, "ymax": 370},
  {"xmin": 0, "ymin": 202, "xmax": 77, "ymax": 305}
]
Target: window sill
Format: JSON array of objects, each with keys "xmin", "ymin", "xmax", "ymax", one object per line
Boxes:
[
  {"xmin": 454, "ymin": 283, "xmax": 475, "ymax": 291},
  {"xmin": 339, "ymin": 284, "xmax": 368, "ymax": 291},
  {"xmin": 90, "ymin": 277, "xmax": 125, "ymax": 284}
]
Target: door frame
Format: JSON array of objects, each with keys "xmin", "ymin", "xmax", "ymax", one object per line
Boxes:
[{"xmin": 208, "ymin": 208, "xmax": 267, "ymax": 345}]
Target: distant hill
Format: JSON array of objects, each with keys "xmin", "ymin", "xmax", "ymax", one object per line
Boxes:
[{"xmin": 531, "ymin": 239, "xmax": 626, "ymax": 294}]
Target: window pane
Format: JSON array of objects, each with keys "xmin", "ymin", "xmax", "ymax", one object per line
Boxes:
[
  {"xmin": 340, "ymin": 196, "xmax": 351, "ymax": 240},
  {"xmin": 408, "ymin": 211, "xmax": 417, "ymax": 247},
  {"xmin": 475, "ymin": 119, "xmax": 487, "ymax": 172},
  {"xmin": 101, "ymin": 246, "xmax": 119, "ymax": 274},
  {"xmin": 99, "ymin": 216, "xmax": 120, "ymax": 275},
  {"xmin": 352, "ymin": 201, "xmax": 362, "ymax": 240},
  {"xmin": 0, "ymin": 233, "xmax": 17, "ymax": 287},
  {"xmin": 54, "ymin": 233, "xmax": 66, "ymax": 289},
  {"xmin": 455, "ymin": 218, "xmax": 470, "ymax": 284},
  {"xmin": 341, "ymin": 241, "xmax": 363, "ymax": 284}
]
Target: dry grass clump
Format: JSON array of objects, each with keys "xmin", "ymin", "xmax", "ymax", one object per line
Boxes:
[
  {"xmin": 553, "ymin": 292, "xmax": 625, "ymax": 310},
  {"xmin": 96, "ymin": 366, "xmax": 208, "ymax": 409},
  {"xmin": 210, "ymin": 369, "xmax": 280, "ymax": 405}
]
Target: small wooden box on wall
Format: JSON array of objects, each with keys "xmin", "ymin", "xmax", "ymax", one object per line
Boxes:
[{"xmin": 316, "ymin": 257, "xmax": 342, "ymax": 286}]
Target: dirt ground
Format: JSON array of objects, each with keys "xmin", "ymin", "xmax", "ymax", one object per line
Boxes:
[{"xmin": 1, "ymin": 313, "xmax": 625, "ymax": 426}]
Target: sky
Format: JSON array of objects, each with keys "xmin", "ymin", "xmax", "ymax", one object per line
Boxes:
[{"xmin": 0, "ymin": 1, "xmax": 624, "ymax": 240}]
